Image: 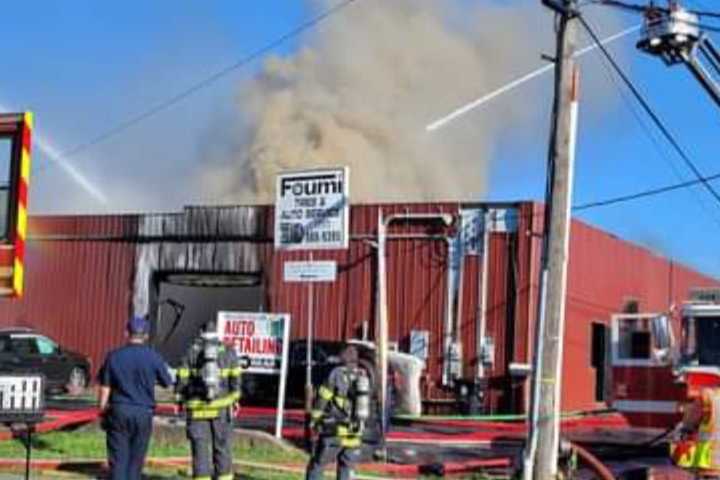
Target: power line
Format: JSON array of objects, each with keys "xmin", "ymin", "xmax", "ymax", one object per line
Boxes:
[
  {"xmin": 577, "ymin": 14, "xmax": 720, "ymax": 208},
  {"xmin": 595, "ymin": 0, "xmax": 720, "ymax": 18},
  {"xmin": 55, "ymin": 0, "xmax": 358, "ymax": 160},
  {"xmin": 583, "ymin": 21, "xmax": 720, "ymax": 226},
  {"xmin": 574, "ymin": 171, "xmax": 720, "ymax": 210}
]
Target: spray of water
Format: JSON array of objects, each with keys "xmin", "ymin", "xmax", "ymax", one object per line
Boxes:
[
  {"xmin": 33, "ymin": 137, "xmax": 109, "ymax": 205},
  {"xmin": 0, "ymin": 103, "xmax": 108, "ymax": 205}
]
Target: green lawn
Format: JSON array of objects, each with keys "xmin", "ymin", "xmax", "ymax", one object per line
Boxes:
[
  {"xmin": 0, "ymin": 424, "xmax": 308, "ymax": 479},
  {"xmin": 0, "ymin": 426, "xmax": 506, "ymax": 479},
  {"xmin": 0, "ymin": 425, "xmax": 305, "ymax": 463}
]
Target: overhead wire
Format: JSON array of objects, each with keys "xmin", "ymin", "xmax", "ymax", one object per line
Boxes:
[
  {"xmin": 49, "ymin": 0, "xmax": 359, "ymax": 162},
  {"xmin": 573, "ymin": 171, "xmax": 720, "ymax": 210},
  {"xmin": 577, "ymin": 13, "xmax": 720, "ymax": 209},
  {"xmin": 578, "ymin": 14, "xmax": 720, "ymax": 225}
]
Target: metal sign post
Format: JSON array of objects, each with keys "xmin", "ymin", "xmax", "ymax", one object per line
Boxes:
[
  {"xmin": 275, "ymin": 166, "xmax": 348, "ymax": 445},
  {"xmin": 275, "ymin": 315, "xmax": 291, "ymax": 439},
  {"xmin": 306, "ymin": 252, "xmax": 314, "ymax": 444},
  {"xmin": 283, "ymin": 257, "xmax": 338, "ymax": 443}
]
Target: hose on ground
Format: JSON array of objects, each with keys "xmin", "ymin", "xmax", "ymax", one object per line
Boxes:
[{"xmin": 569, "ymin": 441, "xmax": 615, "ymax": 480}]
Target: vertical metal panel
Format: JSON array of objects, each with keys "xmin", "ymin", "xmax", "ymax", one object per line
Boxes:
[{"xmin": 0, "ymin": 215, "xmax": 138, "ymax": 376}]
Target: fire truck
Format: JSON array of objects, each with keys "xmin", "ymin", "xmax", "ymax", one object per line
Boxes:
[{"xmin": 611, "ymin": 288, "xmax": 720, "ymax": 473}]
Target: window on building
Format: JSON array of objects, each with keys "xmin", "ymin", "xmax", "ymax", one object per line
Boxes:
[{"xmin": 591, "ymin": 322, "xmax": 608, "ymax": 402}]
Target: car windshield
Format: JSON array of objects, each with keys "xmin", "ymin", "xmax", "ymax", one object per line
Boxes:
[
  {"xmin": 36, "ymin": 337, "xmax": 58, "ymax": 355},
  {"xmin": 682, "ymin": 316, "xmax": 720, "ymax": 366}
]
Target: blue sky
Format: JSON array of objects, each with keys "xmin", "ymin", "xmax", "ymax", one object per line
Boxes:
[{"xmin": 2, "ymin": 0, "xmax": 720, "ymax": 278}]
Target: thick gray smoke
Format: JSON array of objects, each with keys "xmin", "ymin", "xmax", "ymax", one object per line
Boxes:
[{"xmin": 202, "ymin": 0, "xmax": 620, "ymax": 204}]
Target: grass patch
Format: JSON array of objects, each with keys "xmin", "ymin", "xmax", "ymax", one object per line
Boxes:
[{"xmin": 0, "ymin": 424, "xmax": 306, "ymax": 464}]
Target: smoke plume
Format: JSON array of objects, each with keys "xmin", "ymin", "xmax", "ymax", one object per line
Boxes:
[{"xmin": 202, "ymin": 0, "xmax": 617, "ymax": 203}]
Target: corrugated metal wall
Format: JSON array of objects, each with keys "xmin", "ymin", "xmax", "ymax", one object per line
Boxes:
[
  {"xmin": 0, "ymin": 215, "xmax": 138, "ymax": 375},
  {"xmin": 0, "ymin": 202, "xmax": 716, "ymax": 415}
]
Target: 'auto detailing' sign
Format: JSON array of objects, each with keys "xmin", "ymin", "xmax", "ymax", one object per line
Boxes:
[
  {"xmin": 217, "ymin": 311, "xmax": 290, "ymax": 374},
  {"xmin": 274, "ymin": 167, "xmax": 350, "ymax": 250}
]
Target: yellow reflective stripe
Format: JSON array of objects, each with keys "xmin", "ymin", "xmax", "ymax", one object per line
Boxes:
[
  {"xmin": 193, "ymin": 476, "xmax": 212, "ymax": 480},
  {"xmin": 217, "ymin": 474, "xmax": 233, "ymax": 480},
  {"xmin": 189, "ymin": 409, "xmax": 219, "ymax": 419},
  {"xmin": 311, "ymin": 410, "xmax": 323, "ymax": 419},
  {"xmin": 185, "ymin": 394, "xmax": 236, "ymax": 410},
  {"xmin": 229, "ymin": 391, "xmax": 240, "ymax": 402},
  {"xmin": 340, "ymin": 436, "xmax": 361, "ymax": 448},
  {"xmin": 337, "ymin": 425, "xmax": 349, "ymax": 436},
  {"xmin": 334, "ymin": 396, "xmax": 347, "ymax": 408},
  {"xmin": 176, "ymin": 368, "xmax": 190, "ymax": 379},
  {"xmin": 318, "ymin": 386, "xmax": 333, "ymax": 400},
  {"xmin": 229, "ymin": 367, "xmax": 242, "ymax": 377}
]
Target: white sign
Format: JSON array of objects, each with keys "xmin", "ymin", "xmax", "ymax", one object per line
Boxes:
[
  {"xmin": 284, "ymin": 260, "xmax": 337, "ymax": 282},
  {"xmin": 217, "ymin": 311, "xmax": 290, "ymax": 375},
  {"xmin": 274, "ymin": 167, "xmax": 350, "ymax": 250},
  {"xmin": 0, "ymin": 375, "xmax": 43, "ymax": 414},
  {"xmin": 217, "ymin": 311, "xmax": 291, "ymax": 439}
]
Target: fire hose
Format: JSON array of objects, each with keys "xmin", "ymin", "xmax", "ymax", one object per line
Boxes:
[{"xmin": 569, "ymin": 441, "xmax": 615, "ymax": 480}]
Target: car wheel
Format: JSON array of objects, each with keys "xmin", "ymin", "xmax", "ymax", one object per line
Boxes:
[{"xmin": 66, "ymin": 366, "xmax": 87, "ymax": 395}]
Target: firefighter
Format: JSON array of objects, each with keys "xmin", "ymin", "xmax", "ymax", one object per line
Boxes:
[
  {"xmin": 671, "ymin": 388, "xmax": 720, "ymax": 477},
  {"xmin": 175, "ymin": 320, "xmax": 242, "ymax": 480},
  {"xmin": 305, "ymin": 344, "xmax": 372, "ymax": 480}
]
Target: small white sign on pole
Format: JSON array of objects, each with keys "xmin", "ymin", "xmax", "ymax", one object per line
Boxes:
[
  {"xmin": 284, "ymin": 260, "xmax": 337, "ymax": 283},
  {"xmin": 274, "ymin": 167, "xmax": 350, "ymax": 250},
  {"xmin": 217, "ymin": 311, "xmax": 291, "ymax": 438}
]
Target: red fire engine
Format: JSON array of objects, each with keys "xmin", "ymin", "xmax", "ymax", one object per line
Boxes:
[{"xmin": 611, "ymin": 289, "xmax": 720, "ymax": 473}]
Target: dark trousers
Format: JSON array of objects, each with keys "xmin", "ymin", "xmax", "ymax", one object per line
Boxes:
[
  {"xmin": 105, "ymin": 405, "xmax": 153, "ymax": 480},
  {"xmin": 187, "ymin": 410, "xmax": 234, "ymax": 479},
  {"xmin": 306, "ymin": 435, "xmax": 360, "ymax": 480}
]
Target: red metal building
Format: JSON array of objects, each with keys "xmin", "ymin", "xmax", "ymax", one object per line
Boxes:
[{"xmin": 0, "ymin": 201, "xmax": 714, "ymax": 414}]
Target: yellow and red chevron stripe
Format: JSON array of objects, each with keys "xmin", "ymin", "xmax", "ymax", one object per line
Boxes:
[{"xmin": 13, "ymin": 112, "xmax": 32, "ymax": 296}]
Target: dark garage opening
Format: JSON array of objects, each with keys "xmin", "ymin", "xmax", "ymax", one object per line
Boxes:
[{"xmin": 151, "ymin": 273, "xmax": 265, "ymax": 366}]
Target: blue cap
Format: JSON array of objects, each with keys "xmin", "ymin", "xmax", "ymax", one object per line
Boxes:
[{"xmin": 127, "ymin": 316, "xmax": 149, "ymax": 334}]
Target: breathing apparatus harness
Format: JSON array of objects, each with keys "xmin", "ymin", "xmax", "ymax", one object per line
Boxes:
[
  {"xmin": 190, "ymin": 326, "xmax": 222, "ymax": 401},
  {"xmin": 317, "ymin": 365, "xmax": 371, "ymax": 435},
  {"xmin": 176, "ymin": 323, "xmax": 242, "ymax": 419}
]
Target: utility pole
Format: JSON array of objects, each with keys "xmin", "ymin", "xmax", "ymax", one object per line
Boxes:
[{"xmin": 529, "ymin": 1, "xmax": 580, "ymax": 479}]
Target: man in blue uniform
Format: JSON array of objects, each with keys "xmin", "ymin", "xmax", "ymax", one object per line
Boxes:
[{"xmin": 98, "ymin": 316, "xmax": 173, "ymax": 480}]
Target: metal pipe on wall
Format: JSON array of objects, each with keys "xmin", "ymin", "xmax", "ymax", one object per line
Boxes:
[
  {"xmin": 476, "ymin": 210, "xmax": 492, "ymax": 379},
  {"xmin": 442, "ymin": 237, "xmax": 456, "ymax": 386}
]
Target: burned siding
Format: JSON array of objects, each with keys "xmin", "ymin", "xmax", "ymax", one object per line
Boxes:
[{"xmin": 133, "ymin": 206, "xmax": 265, "ymax": 317}]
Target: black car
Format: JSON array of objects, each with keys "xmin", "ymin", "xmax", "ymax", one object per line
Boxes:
[{"xmin": 0, "ymin": 328, "xmax": 91, "ymax": 393}]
